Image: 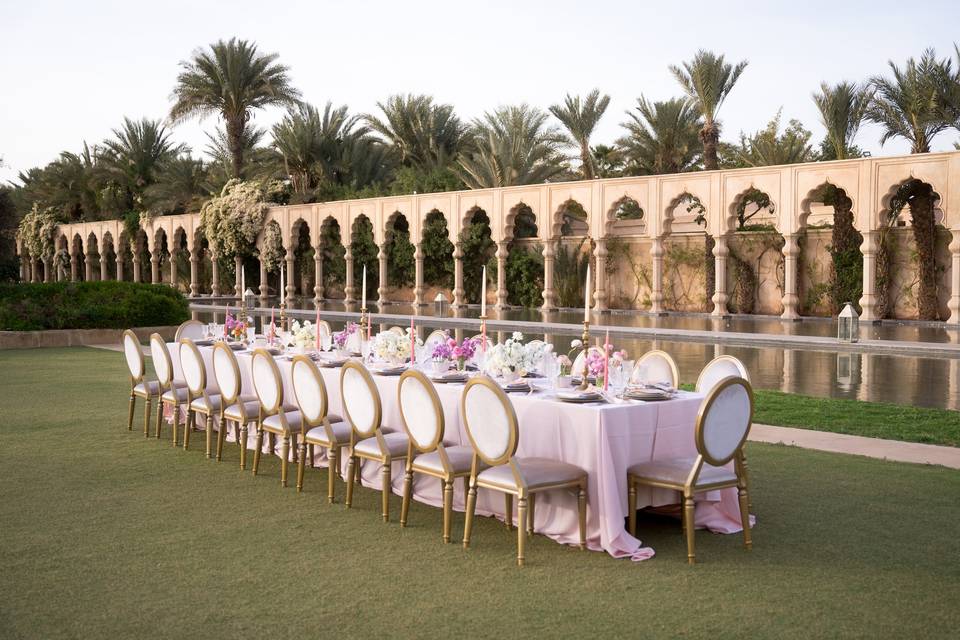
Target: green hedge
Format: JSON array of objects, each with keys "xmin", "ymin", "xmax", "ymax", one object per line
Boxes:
[{"xmin": 0, "ymin": 281, "xmax": 190, "ymax": 331}]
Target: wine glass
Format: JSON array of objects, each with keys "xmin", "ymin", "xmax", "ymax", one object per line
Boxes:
[{"xmin": 320, "ymin": 334, "xmax": 332, "ymax": 352}]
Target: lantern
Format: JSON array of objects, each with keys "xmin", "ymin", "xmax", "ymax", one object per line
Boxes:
[
  {"xmin": 434, "ymin": 292, "xmax": 448, "ymax": 317},
  {"xmin": 838, "ymin": 302, "xmax": 859, "ymax": 343}
]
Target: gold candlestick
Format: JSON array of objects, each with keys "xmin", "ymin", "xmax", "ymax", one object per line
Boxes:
[
  {"xmin": 576, "ymin": 320, "xmax": 591, "ymax": 391},
  {"xmin": 359, "ymin": 306, "xmax": 369, "ymax": 339},
  {"xmin": 279, "ymin": 302, "xmax": 288, "ymax": 333}
]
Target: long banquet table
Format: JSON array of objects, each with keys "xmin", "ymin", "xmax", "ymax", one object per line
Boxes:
[{"xmin": 169, "ymin": 342, "xmax": 750, "ymax": 561}]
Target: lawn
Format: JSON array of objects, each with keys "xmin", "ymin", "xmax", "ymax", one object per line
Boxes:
[{"xmin": 1, "ymin": 347, "xmax": 958, "ymax": 639}]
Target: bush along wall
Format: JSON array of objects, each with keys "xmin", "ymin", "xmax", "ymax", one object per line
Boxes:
[{"xmin": 0, "ymin": 281, "xmax": 190, "ymax": 331}]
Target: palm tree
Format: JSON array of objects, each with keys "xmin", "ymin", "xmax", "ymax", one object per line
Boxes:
[
  {"xmin": 456, "ymin": 105, "xmax": 567, "ymax": 189},
  {"xmin": 670, "ymin": 50, "xmax": 748, "ymax": 170},
  {"xmin": 729, "ymin": 111, "xmax": 816, "ymax": 167},
  {"xmin": 549, "ymin": 90, "xmax": 611, "ymax": 179},
  {"xmin": 169, "ymin": 38, "xmax": 301, "ymax": 179},
  {"xmin": 365, "ymin": 94, "xmax": 466, "ymax": 171},
  {"xmin": 813, "ymin": 82, "xmax": 872, "ymax": 160},
  {"xmin": 143, "ymin": 155, "xmax": 210, "ymax": 215},
  {"xmin": 591, "ymin": 144, "xmax": 625, "ymax": 177},
  {"xmin": 617, "ymin": 97, "xmax": 702, "ymax": 174},
  {"xmin": 101, "ymin": 117, "xmax": 185, "ymax": 206},
  {"xmin": 867, "ymin": 48, "xmax": 952, "ymax": 153},
  {"xmin": 204, "ymin": 125, "xmax": 275, "ymax": 189}
]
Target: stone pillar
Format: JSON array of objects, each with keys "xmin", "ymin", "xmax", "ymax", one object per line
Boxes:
[
  {"xmin": 168, "ymin": 248, "xmax": 178, "ymax": 288},
  {"xmin": 541, "ymin": 242, "xmax": 557, "ymax": 311},
  {"xmin": 650, "ymin": 236, "xmax": 665, "ymax": 315},
  {"xmin": 781, "ymin": 233, "xmax": 800, "ymax": 320},
  {"xmin": 258, "ymin": 258, "xmax": 269, "ymax": 304},
  {"xmin": 131, "ymin": 252, "xmax": 140, "ymax": 283},
  {"xmin": 711, "ymin": 235, "xmax": 729, "ymax": 317},
  {"xmin": 413, "ymin": 244, "xmax": 424, "ymax": 307},
  {"xmin": 313, "ymin": 253, "xmax": 324, "ymax": 303},
  {"xmin": 451, "ymin": 243, "xmax": 464, "ymax": 308},
  {"xmin": 594, "ymin": 237, "xmax": 608, "ymax": 312},
  {"xmin": 495, "ymin": 242, "xmax": 508, "ymax": 310},
  {"xmin": 189, "ymin": 250, "xmax": 200, "ymax": 297},
  {"xmin": 234, "ymin": 255, "xmax": 243, "ymax": 298},
  {"xmin": 85, "ymin": 252, "xmax": 95, "ymax": 282},
  {"xmin": 947, "ymin": 229, "xmax": 960, "ymax": 324},
  {"xmin": 150, "ymin": 253, "xmax": 160, "ymax": 284},
  {"xmin": 19, "ymin": 254, "xmax": 27, "ymax": 282},
  {"xmin": 376, "ymin": 245, "xmax": 387, "ymax": 306},
  {"xmin": 285, "ymin": 253, "xmax": 296, "ymax": 302},
  {"xmin": 210, "ymin": 253, "xmax": 220, "ymax": 296},
  {"xmin": 858, "ymin": 231, "xmax": 878, "ymax": 322},
  {"xmin": 344, "ymin": 247, "xmax": 355, "ymax": 304},
  {"xmin": 115, "ymin": 255, "xmax": 124, "ymax": 282},
  {"xmin": 100, "ymin": 251, "xmax": 109, "ymax": 281},
  {"xmin": 43, "ymin": 258, "xmax": 52, "ymax": 283},
  {"xmin": 70, "ymin": 254, "xmax": 78, "ymax": 282}
]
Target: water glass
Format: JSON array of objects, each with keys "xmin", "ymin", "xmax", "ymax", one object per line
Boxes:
[{"xmin": 320, "ymin": 334, "xmax": 332, "ymax": 352}]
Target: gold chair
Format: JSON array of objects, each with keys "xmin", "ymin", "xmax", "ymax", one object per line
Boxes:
[
  {"xmin": 627, "ymin": 376, "xmax": 754, "ymax": 564},
  {"xmin": 250, "ymin": 349, "xmax": 302, "ymax": 487},
  {"xmin": 150, "ymin": 334, "xmax": 188, "ymax": 445},
  {"xmin": 175, "ymin": 319, "xmax": 206, "ymax": 342},
  {"xmin": 630, "ymin": 349, "xmax": 679, "ymax": 388},
  {"xmin": 212, "ymin": 342, "xmax": 261, "ymax": 468},
  {"xmin": 122, "ymin": 330, "xmax": 158, "ymax": 436},
  {"xmin": 397, "ymin": 369, "xmax": 481, "ymax": 543},
  {"xmin": 461, "ymin": 376, "xmax": 588, "ymax": 567},
  {"xmin": 340, "ymin": 361, "xmax": 409, "ymax": 522},
  {"xmin": 179, "ymin": 339, "xmax": 223, "ymax": 458},
  {"xmin": 290, "ymin": 355, "xmax": 352, "ymax": 501}
]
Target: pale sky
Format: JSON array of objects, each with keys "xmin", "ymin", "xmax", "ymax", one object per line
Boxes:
[{"xmin": 2, "ymin": 0, "xmax": 959, "ymax": 184}]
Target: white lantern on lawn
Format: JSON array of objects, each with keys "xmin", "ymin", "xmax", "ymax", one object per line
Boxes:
[{"xmin": 838, "ymin": 302, "xmax": 859, "ymax": 343}]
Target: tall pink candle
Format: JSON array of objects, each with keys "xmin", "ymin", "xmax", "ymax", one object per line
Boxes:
[{"xmin": 603, "ymin": 330, "xmax": 610, "ymax": 391}]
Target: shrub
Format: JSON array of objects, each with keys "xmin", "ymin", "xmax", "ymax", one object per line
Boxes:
[{"xmin": 0, "ymin": 281, "xmax": 190, "ymax": 331}]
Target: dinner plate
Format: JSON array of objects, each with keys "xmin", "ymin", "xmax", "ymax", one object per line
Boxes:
[
  {"xmin": 556, "ymin": 391, "xmax": 603, "ymax": 403},
  {"xmin": 194, "ymin": 339, "xmax": 215, "ymax": 347},
  {"xmin": 373, "ymin": 366, "xmax": 407, "ymax": 376},
  {"xmin": 430, "ymin": 373, "xmax": 469, "ymax": 384}
]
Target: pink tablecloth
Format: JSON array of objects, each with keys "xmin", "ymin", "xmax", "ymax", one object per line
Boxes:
[{"xmin": 169, "ymin": 344, "xmax": 749, "ymax": 561}]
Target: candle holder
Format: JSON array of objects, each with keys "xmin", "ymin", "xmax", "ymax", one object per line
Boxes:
[
  {"xmin": 359, "ymin": 306, "xmax": 369, "ymax": 339},
  {"xmin": 576, "ymin": 320, "xmax": 591, "ymax": 391},
  {"xmin": 279, "ymin": 302, "xmax": 288, "ymax": 333}
]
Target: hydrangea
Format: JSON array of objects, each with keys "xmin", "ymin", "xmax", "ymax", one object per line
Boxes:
[{"xmin": 287, "ymin": 320, "xmax": 317, "ymax": 349}]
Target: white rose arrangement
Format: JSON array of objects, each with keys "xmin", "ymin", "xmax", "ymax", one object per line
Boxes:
[
  {"xmin": 483, "ymin": 332, "xmax": 538, "ymax": 378},
  {"xmin": 286, "ymin": 320, "xmax": 317, "ymax": 349},
  {"xmin": 370, "ymin": 329, "xmax": 420, "ymax": 363}
]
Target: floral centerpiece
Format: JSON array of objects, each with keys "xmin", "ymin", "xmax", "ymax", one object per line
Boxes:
[
  {"xmin": 225, "ymin": 313, "xmax": 248, "ymax": 342},
  {"xmin": 333, "ymin": 322, "xmax": 359, "ymax": 354},
  {"xmin": 370, "ymin": 328, "xmax": 419, "ymax": 364},
  {"xmin": 432, "ymin": 336, "xmax": 479, "ymax": 372},
  {"xmin": 483, "ymin": 332, "xmax": 536, "ymax": 381},
  {"xmin": 286, "ymin": 320, "xmax": 317, "ymax": 352}
]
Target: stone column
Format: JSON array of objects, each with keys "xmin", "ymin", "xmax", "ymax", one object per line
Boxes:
[
  {"xmin": 19, "ymin": 254, "xmax": 27, "ymax": 282},
  {"xmin": 234, "ymin": 256, "xmax": 243, "ymax": 298},
  {"xmin": 210, "ymin": 253, "xmax": 220, "ymax": 296},
  {"xmin": 168, "ymin": 248, "xmax": 178, "ymax": 288},
  {"xmin": 70, "ymin": 253, "xmax": 78, "ymax": 282},
  {"xmin": 780, "ymin": 233, "xmax": 800, "ymax": 320},
  {"xmin": 115, "ymin": 255, "xmax": 124, "ymax": 282},
  {"xmin": 100, "ymin": 251, "xmax": 109, "ymax": 281},
  {"xmin": 285, "ymin": 253, "xmax": 297, "ymax": 302},
  {"xmin": 189, "ymin": 250, "xmax": 200, "ymax": 297},
  {"xmin": 711, "ymin": 235, "xmax": 730, "ymax": 317},
  {"xmin": 43, "ymin": 258, "xmax": 52, "ymax": 283},
  {"xmin": 376, "ymin": 245, "xmax": 387, "ymax": 306},
  {"xmin": 541, "ymin": 242, "xmax": 557, "ymax": 311},
  {"xmin": 495, "ymin": 242, "xmax": 508, "ymax": 310},
  {"xmin": 858, "ymin": 231, "xmax": 878, "ymax": 322},
  {"xmin": 451, "ymin": 243, "xmax": 464, "ymax": 308},
  {"xmin": 344, "ymin": 247, "xmax": 355, "ymax": 304},
  {"xmin": 947, "ymin": 229, "xmax": 960, "ymax": 324},
  {"xmin": 85, "ymin": 252, "xmax": 95, "ymax": 282},
  {"xmin": 650, "ymin": 236, "xmax": 665, "ymax": 315},
  {"xmin": 150, "ymin": 253, "xmax": 160, "ymax": 284},
  {"xmin": 313, "ymin": 252, "xmax": 324, "ymax": 303},
  {"xmin": 594, "ymin": 237, "xmax": 608, "ymax": 312},
  {"xmin": 131, "ymin": 252, "xmax": 140, "ymax": 283},
  {"xmin": 258, "ymin": 258, "xmax": 269, "ymax": 304},
  {"xmin": 413, "ymin": 244, "xmax": 424, "ymax": 307}
]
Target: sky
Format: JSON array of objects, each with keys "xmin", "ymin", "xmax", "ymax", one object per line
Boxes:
[{"xmin": 2, "ymin": 0, "xmax": 959, "ymax": 184}]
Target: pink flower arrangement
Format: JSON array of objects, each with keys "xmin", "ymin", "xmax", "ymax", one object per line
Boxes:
[
  {"xmin": 333, "ymin": 322, "xmax": 359, "ymax": 349},
  {"xmin": 584, "ymin": 348, "xmax": 607, "ymax": 377},
  {"xmin": 433, "ymin": 336, "xmax": 478, "ymax": 364},
  {"xmin": 224, "ymin": 313, "xmax": 247, "ymax": 341}
]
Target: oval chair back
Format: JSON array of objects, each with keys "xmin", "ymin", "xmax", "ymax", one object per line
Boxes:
[
  {"xmin": 572, "ymin": 346, "xmax": 604, "ymax": 376},
  {"xmin": 696, "ymin": 355, "xmax": 749, "ymax": 395},
  {"xmin": 695, "ymin": 376, "xmax": 754, "ymax": 467},
  {"xmin": 212, "ymin": 342, "xmax": 242, "ymax": 407},
  {"xmin": 389, "ymin": 326, "xmax": 405, "ymax": 336},
  {"xmin": 339, "ymin": 360, "xmax": 382, "ymax": 440},
  {"xmin": 397, "ymin": 369, "xmax": 444, "ymax": 453},
  {"xmin": 461, "ymin": 376, "xmax": 519, "ymax": 467},
  {"xmin": 424, "ymin": 330, "xmax": 449, "ymax": 353},
  {"xmin": 178, "ymin": 339, "xmax": 207, "ymax": 398},
  {"xmin": 122, "ymin": 330, "xmax": 144, "ymax": 384},
  {"xmin": 346, "ymin": 329, "xmax": 362, "ymax": 354},
  {"xmin": 468, "ymin": 334, "xmax": 492, "ymax": 366},
  {"xmin": 631, "ymin": 350, "xmax": 679, "ymax": 388},
  {"xmin": 251, "ymin": 349, "xmax": 283, "ymax": 418},
  {"xmin": 291, "ymin": 355, "xmax": 329, "ymax": 428},
  {"xmin": 175, "ymin": 320, "xmax": 205, "ymax": 342},
  {"xmin": 315, "ymin": 320, "xmax": 332, "ymax": 340},
  {"xmin": 150, "ymin": 334, "xmax": 174, "ymax": 388}
]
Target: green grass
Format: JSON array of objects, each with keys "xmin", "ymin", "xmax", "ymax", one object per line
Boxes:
[
  {"xmin": 1, "ymin": 347, "xmax": 959, "ymax": 639},
  {"xmin": 680, "ymin": 384, "xmax": 960, "ymax": 447}
]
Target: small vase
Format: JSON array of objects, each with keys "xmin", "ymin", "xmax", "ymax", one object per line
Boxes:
[
  {"xmin": 500, "ymin": 370, "xmax": 520, "ymax": 384},
  {"xmin": 430, "ymin": 359, "xmax": 449, "ymax": 376},
  {"xmin": 456, "ymin": 357, "xmax": 466, "ymax": 372}
]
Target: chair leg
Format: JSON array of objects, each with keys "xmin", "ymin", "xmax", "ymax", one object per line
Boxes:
[
  {"xmin": 269, "ymin": 432, "xmax": 277, "ymax": 455},
  {"xmin": 741, "ymin": 451, "xmax": 753, "ymax": 511},
  {"xmin": 127, "ymin": 393, "xmax": 135, "ymax": 430},
  {"xmin": 578, "ymin": 483, "xmax": 587, "ymax": 550},
  {"xmin": 183, "ymin": 410, "xmax": 193, "ymax": 450},
  {"xmin": 143, "ymin": 397, "xmax": 152, "ymax": 437},
  {"xmin": 239, "ymin": 424, "xmax": 248, "ymax": 470},
  {"xmin": 204, "ymin": 413, "xmax": 214, "ymax": 459},
  {"xmin": 627, "ymin": 475, "xmax": 637, "ymax": 537},
  {"xmin": 683, "ymin": 492, "xmax": 696, "ymax": 565},
  {"xmin": 739, "ymin": 484, "xmax": 753, "ymax": 550},
  {"xmin": 252, "ymin": 426, "xmax": 263, "ymax": 475},
  {"xmin": 216, "ymin": 415, "xmax": 227, "ymax": 462},
  {"xmin": 381, "ymin": 462, "xmax": 391, "ymax": 522},
  {"xmin": 345, "ymin": 456, "xmax": 357, "ymax": 508},
  {"xmin": 171, "ymin": 402, "xmax": 180, "ymax": 447},
  {"xmin": 154, "ymin": 399, "xmax": 163, "ymax": 439},
  {"xmin": 462, "ymin": 481, "xmax": 478, "ymax": 549},
  {"xmin": 504, "ymin": 494, "xmax": 513, "ymax": 530},
  {"xmin": 296, "ymin": 440, "xmax": 307, "ymax": 492},
  {"xmin": 400, "ymin": 467, "xmax": 413, "ymax": 527},
  {"xmin": 327, "ymin": 447, "xmax": 338, "ymax": 503},
  {"xmin": 309, "ymin": 444, "xmax": 316, "ymax": 468},
  {"xmin": 281, "ymin": 435, "xmax": 290, "ymax": 488},
  {"xmin": 517, "ymin": 495, "xmax": 527, "ymax": 567},
  {"xmin": 442, "ymin": 479, "xmax": 454, "ymax": 543},
  {"xmin": 527, "ymin": 493, "xmax": 536, "ymax": 536}
]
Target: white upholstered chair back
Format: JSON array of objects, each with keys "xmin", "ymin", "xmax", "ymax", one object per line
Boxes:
[
  {"xmin": 461, "ymin": 376, "xmax": 518, "ymax": 466},
  {"xmin": 346, "ymin": 330, "xmax": 362, "ymax": 354},
  {"xmin": 212, "ymin": 343, "xmax": 241, "ymax": 405},
  {"xmin": 398, "ymin": 370, "xmax": 443, "ymax": 451},
  {"xmin": 179, "ymin": 340, "xmax": 207, "ymax": 396},
  {"xmin": 150, "ymin": 334, "xmax": 173, "ymax": 386},
  {"xmin": 631, "ymin": 350, "xmax": 679, "ymax": 388},
  {"xmin": 572, "ymin": 346, "xmax": 604, "ymax": 375},
  {"xmin": 695, "ymin": 377, "xmax": 753, "ymax": 466},
  {"xmin": 291, "ymin": 356, "xmax": 329, "ymax": 425},
  {"xmin": 315, "ymin": 320, "xmax": 332, "ymax": 340},
  {"xmin": 389, "ymin": 326, "xmax": 405, "ymax": 336},
  {"xmin": 696, "ymin": 356, "xmax": 749, "ymax": 395},
  {"xmin": 122, "ymin": 330, "xmax": 144, "ymax": 381},
  {"xmin": 424, "ymin": 330, "xmax": 448, "ymax": 353},
  {"xmin": 340, "ymin": 361, "xmax": 381, "ymax": 438},
  {"xmin": 175, "ymin": 320, "xmax": 205, "ymax": 342},
  {"xmin": 251, "ymin": 349, "xmax": 283, "ymax": 414}
]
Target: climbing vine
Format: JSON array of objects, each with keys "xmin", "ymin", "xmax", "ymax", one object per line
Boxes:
[
  {"xmin": 821, "ymin": 186, "xmax": 863, "ymax": 314},
  {"xmin": 421, "ymin": 212, "xmax": 454, "ymax": 287},
  {"xmin": 385, "ymin": 216, "xmax": 415, "ymax": 288},
  {"xmin": 888, "ymin": 180, "xmax": 941, "ymax": 320},
  {"xmin": 258, "ymin": 221, "xmax": 284, "ymax": 273},
  {"xmin": 199, "ymin": 179, "xmax": 285, "ymax": 259},
  {"xmin": 17, "ymin": 204, "xmax": 59, "ymax": 260},
  {"xmin": 504, "ymin": 246, "xmax": 544, "ymax": 307},
  {"xmin": 554, "ymin": 239, "xmax": 590, "ymax": 308}
]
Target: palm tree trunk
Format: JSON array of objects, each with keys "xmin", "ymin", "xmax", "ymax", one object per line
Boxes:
[
  {"xmin": 700, "ymin": 122, "xmax": 720, "ymax": 171},
  {"xmin": 580, "ymin": 143, "xmax": 594, "ymax": 180},
  {"xmin": 227, "ymin": 118, "xmax": 245, "ymax": 179}
]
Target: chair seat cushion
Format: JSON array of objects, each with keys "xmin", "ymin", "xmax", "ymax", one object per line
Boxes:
[
  {"xmin": 412, "ymin": 445, "xmax": 477, "ymax": 476},
  {"xmin": 161, "ymin": 387, "xmax": 190, "ymax": 402},
  {"xmin": 134, "ymin": 381, "xmax": 160, "ymax": 396},
  {"xmin": 223, "ymin": 399, "xmax": 261, "ymax": 422},
  {"xmin": 628, "ymin": 457, "xmax": 737, "ymax": 487},
  {"xmin": 477, "ymin": 457, "xmax": 586, "ymax": 491},
  {"xmin": 304, "ymin": 421, "xmax": 352, "ymax": 446},
  {"xmin": 262, "ymin": 411, "xmax": 301, "ymax": 433},
  {"xmin": 172, "ymin": 380, "xmax": 188, "ymax": 389},
  {"xmin": 354, "ymin": 432, "xmax": 409, "ymax": 459},
  {"xmin": 190, "ymin": 395, "xmax": 223, "ymax": 413}
]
